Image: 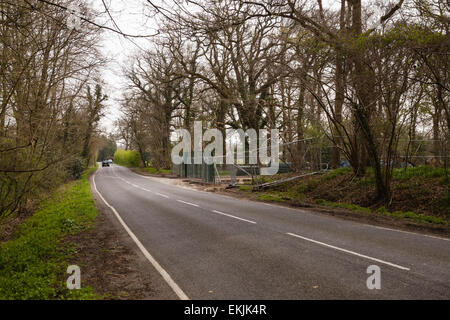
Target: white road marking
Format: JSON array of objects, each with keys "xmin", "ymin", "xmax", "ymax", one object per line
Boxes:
[
  {"xmin": 136, "ymin": 186, "xmax": 151, "ymax": 192},
  {"xmin": 212, "ymin": 210, "xmax": 257, "ymax": 224},
  {"xmin": 371, "ymin": 225, "xmax": 450, "ymax": 242},
  {"xmin": 92, "ymin": 172, "xmax": 189, "ymax": 300},
  {"xmin": 286, "ymin": 232, "xmax": 410, "ymax": 271},
  {"xmin": 156, "ymin": 193, "xmax": 169, "ymax": 198},
  {"xmin": 176, "ymin": 200, "xmax": 199, "ymax": 207},
  {"xmin": 117, "ymin": 173, "xmax": 258, "ymax": 226},
  {"xmin": 251, "ymin": 199, "xmax": 450, "ymax": 243},
  {"xmin": 116, "ymin": 176, "xmax": 155, "ymax": 194},
  {"xmin": 112, "ymin": 165, "xmax": 448, "ymax": 248}
]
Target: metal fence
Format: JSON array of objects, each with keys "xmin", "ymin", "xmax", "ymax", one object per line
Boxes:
[
  {"xmin": 172, "ymin": 137, "xmax": 449, "ymax": 186},
  {"xmin": 172, "ymin": 153, "xmax": 215, "ymax": 183},
  {"xmin": 210, "ymin": 137, "xmax": 329, "ymax": 186}
]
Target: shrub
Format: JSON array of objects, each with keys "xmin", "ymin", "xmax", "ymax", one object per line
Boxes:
[{"xmin": 66, "ymin": 157, "xmax": 86, "ymax": 180}]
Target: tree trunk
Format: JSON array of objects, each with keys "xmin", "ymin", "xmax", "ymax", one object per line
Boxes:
[
  {"xmin": 331, "ymin": 0, "xmax": 347, "ymax": 169},
  {"xmin": 350, "ymin": 0, "xmax": 389, "ymax": 201}
]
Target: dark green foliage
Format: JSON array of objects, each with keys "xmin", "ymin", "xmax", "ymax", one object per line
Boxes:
[{"xmin": 66, "ymin": 157, "xmax": 86, "ymax": 180}]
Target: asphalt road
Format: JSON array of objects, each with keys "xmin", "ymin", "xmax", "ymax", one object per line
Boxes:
[{"xmin": 93, "ymin": 164, "xmax": 450, "ymax": 299}]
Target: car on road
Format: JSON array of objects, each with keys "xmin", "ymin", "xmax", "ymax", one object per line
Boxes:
[{"xmin": 102, "ymin": 160, "xmax": 110, "ymax": 167}]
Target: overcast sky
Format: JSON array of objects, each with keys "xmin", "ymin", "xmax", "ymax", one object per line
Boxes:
[{"xmin": 89, "ymin": 0, "xmax": 159, "ymax": 134}]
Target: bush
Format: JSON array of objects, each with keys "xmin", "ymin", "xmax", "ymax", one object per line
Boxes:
[
  {"xmin": 113, "ymin": 150, "xmax": 140, "ymax": 167},
  {"xmin": 66, "ymin": 157, "xmax": 86, "ymax": 180}
]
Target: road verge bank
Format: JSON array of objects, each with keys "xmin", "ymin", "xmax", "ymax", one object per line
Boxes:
[{"xmin": 0, "ymin": 167, "xmax": 100, "ymax": 299}]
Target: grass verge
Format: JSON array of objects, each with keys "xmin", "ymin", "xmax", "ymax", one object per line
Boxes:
[
  {"xmin": 0, "ymin": 167, "xmax": 101, "ymax": 299},
  {"xmin": 313, "ymin": 200, "xmax": 447, "ymax": 224},
  {"xmin": 138, "ymin": 167, "xmax": 172, "ymax": 175}
]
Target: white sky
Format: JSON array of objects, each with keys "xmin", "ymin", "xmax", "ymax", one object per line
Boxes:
[{"xmin": 89, "ymin": 0, "xmax": 159, "ymax": 133}]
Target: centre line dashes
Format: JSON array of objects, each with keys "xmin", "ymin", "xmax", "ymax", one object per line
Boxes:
[
  {"xmin": 156, "ymin": 193, "xmax": 169, "ymax": 198},
  {"xmin": 176, "ymin": 200, "xmax": 200, "ymax": 207},
  {"xmin": 212, "ymin": 210, "xmax": 257, "ymax": 224},
  {"xmin": 286, "ymin": 232, "xmax": 410, "ymax": 271},
  {"xmin": 113, "ymin": 171, "xmax": 260, "ymax": 226}
]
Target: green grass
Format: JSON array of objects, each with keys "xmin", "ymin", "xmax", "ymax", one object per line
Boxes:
[
  {"xmin": 393, "ymin": 166, "xmax": 449, "ymax": 181},
  {"xmin": 239, "ymin": 185, "xmax": 252, "ymax": 191},
  {"xmin": 376, "ymin": 206, "xmax": 448, "ymax": 225},
  {"xmin": 258, "ymin": 193, "xmax": 286, "ymax": 202},
  {"xmin": 312, "ymin": 200, "xmax": 448, "ymax": 225},
  {"xmin": 0, "ymin": 167, "xmax": 101, "ymax": 300},
  {"xmin": 323, "ymin": 167, "xmax": 353, "ymax": 180},
  {"xmin": 139, "ymin": 167, "xmax": 171, "ymax": 175},
  {"xmin": 314, "ymin": 199, "xmax": 371, "ymax": 214}
]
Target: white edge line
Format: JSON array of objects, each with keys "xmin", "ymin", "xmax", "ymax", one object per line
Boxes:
[
  {"xmin": 176, "ymin": 200, "xmax": 199, "ymax": 207},
  {"xmin": 286, "ymin": 232, "xmax": 410, "ymax": 271},
  {"xmin": 92, "ymin": 172, "xmax": 189, "ymax": 300},
  {"xmin": 212, "ymin": 210, "xmax": 257, "ymax": 224},
  {"xmin": 372, "ymin": 225, "xmax": 450, "ymax": 242}
]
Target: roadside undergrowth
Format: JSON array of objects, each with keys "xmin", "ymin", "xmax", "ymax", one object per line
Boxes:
[
  {"xmin": 0, "ymin": 166, "xmax": 101, "ymax": 299},
  {"xmin": 237, "ymin": 166, "xmax": 449, "ymax": 226}
]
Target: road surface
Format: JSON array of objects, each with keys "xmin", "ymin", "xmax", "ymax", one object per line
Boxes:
[{"xmin": 92, "ymin": 164, "xmax": 450, "ymax": 299}]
